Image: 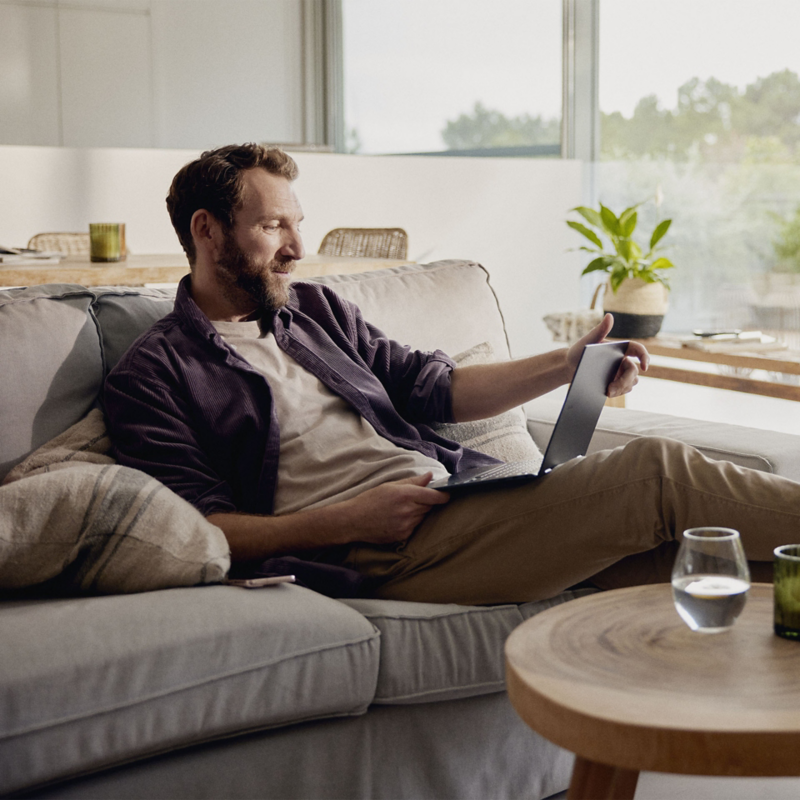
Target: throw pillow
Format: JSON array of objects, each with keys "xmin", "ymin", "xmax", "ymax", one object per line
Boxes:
[
  {"xmin": 433, "ymin": 343, "xmax": 543, "ymax": 465},
  {"xmin": 0, "ymin": 409, "xmax": 230, "ymax": 594}
]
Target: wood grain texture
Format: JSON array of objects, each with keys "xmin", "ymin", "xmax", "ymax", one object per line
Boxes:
[
  {"xmin": 606, "ymin": 335, "xmax": 800, "ymax": 400},
  {"xmin": 641, "ymin": 337, "xmax": 800, "ymax": 375},
  {"xmin": 506, "ymin": 584, "xmax": 800, "ymax": 777},
  {"xmin": 645, "ymin": 364, "xmax": 800, "ymax": 401}
]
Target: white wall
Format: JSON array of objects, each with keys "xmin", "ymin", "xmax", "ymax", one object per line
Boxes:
[
  {"xmin": 293, "ymin": 152, "xmax": 584, "ymax": 356},
  {"xmin": 0, "ymin": 145, "xmax": 583, "ymax": 356}
]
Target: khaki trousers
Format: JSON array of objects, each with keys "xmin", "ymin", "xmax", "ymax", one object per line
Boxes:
[{"xmin": 342, "ymin": 436, "xmax": 800, "ymax": 605}]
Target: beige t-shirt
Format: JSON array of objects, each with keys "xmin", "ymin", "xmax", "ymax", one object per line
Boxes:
[{"xmin": 213, "ymin": 320, "xmax": 448, "ymax": 515}]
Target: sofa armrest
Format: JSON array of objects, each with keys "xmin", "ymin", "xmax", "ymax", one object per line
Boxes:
[{"xmin": 525, "ymin": 395, "xmax": 800, "ymax": 481}]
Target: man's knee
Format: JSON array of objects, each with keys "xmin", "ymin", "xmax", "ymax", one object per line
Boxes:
[{"xmin": 617, "ymin": 435, "xmax": 694, "ymax": 478}]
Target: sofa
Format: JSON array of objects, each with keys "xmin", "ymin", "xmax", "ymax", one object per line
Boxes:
[{"xmin": 2, "ymin": 259, "xmax": 798, "ymax": 800}]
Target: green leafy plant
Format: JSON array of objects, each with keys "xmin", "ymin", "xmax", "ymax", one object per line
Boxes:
[
  {"xmin": 771, "ymin": 205, "xmax": 800, "ymax": 273},
  {"xmin": 567, "ymin": 203, "xmax": 674, "ymax": 292}
]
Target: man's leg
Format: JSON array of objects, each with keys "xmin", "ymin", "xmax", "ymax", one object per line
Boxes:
[{"xmin": 344, "ymin": 436, "xmax": 800, "ymax": 605}]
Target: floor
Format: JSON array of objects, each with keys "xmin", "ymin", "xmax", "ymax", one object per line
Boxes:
[{"xmin": 548, "ymin": 772, "xmax": 800, "ymax": 799}]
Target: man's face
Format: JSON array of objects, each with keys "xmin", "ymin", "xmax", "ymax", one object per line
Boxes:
[{"xmin": 214, "ymin": 169, "xmax": 305, "ymax": 314}]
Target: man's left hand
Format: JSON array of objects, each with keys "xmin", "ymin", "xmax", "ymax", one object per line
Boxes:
[{"xmin": 566, "ymin": 313, "xmax": 650, "ymax": 398}]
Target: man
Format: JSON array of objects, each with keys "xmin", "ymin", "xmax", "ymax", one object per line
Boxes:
[{"xmin": 105, "ymin": 143, "xmax": 797, "ymax": 604}]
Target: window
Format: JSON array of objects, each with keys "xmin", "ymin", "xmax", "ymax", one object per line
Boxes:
[
  {"xmin": 342, "ymin": 0, "xmax": 562, "ymax": 156},
  {"xmin": 598, "ymin": 0, "xmax": 800, "ymax": 342}
]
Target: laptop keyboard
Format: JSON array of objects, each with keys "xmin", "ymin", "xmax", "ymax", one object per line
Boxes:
[{"xmin": 465, "ymin": 458, "xmax": 543, "ymax": 481}]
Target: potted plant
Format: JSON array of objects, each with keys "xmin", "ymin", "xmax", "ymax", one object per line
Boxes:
[{"xmin": 567, "ymin": 202, "xmax": 674, "ymax": 338}]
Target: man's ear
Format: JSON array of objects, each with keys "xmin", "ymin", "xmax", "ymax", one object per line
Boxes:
[{"xmin": 190, "ymin": 209, "xmax": 223, "ymax": 259}]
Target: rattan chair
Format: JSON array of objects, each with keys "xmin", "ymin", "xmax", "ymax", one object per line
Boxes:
[
  {"xmin": 27, "ymin": 232, "xmax": 90, "ymax": 255},
  {"xmin": 318, "ymin": 228, "xmax": 408, "ymax": 260}
]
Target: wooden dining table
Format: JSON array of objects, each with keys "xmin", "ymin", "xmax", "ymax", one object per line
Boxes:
[{"xmin": 0, "ymin": 252, "xmax": 413, "ymax": 288}]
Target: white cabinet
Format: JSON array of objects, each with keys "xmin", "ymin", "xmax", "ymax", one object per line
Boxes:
[
  {"xmin": 151, "ymin": 0, "xmax": 305, "ymax": 149},
  {"xmin": 0, "ymin": 0, "xmax": 306, "ymax": 149},
  {"xmin": 59, "ymin": 5, "xmax": 154, "ymax": 148},
  {"xmin": 0, "ymin": 3, "xmax": 61, "ymax": 146}
]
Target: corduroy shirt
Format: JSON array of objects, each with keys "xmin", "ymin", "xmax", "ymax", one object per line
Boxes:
[{"xmin": 104, "ymin": 275, "xmax": 498, "ymax": 518}]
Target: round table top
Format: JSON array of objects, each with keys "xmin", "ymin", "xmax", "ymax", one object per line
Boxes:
[{"xmin": 505, "ymin": 583, "xmax": 800, "ymax": 777}]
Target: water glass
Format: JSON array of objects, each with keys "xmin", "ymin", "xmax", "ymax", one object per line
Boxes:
[
  {"xmin": 671, "ymin": 527, "xmax": 751, "ymax": 633},
  {"xmin": 774, "ymin": 544, "xmax": 800, "ymax": 641}
]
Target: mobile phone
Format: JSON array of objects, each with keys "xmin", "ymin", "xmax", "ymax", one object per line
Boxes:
[
  {"xmin": 692, "ymin": 329, "xmax": 741, "ymax": 338},
  {"xmin": 225, "ymin": 575, "xmax": 296, "ymax": 589}
]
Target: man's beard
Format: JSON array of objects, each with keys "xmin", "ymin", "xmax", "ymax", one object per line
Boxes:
[{"xmin": 215, "ymin": 230, "xmax": 294, "ymax": 314}]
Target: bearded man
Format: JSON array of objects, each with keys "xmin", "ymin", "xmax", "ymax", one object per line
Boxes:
[{"xmin": 104, "ymin": 143, "xmax": 797, "ymax": 603}]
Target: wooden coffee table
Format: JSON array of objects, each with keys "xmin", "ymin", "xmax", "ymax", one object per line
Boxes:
[{"xmin": 505, "ymin": 584, "xmax": 800, "ymax": 800}]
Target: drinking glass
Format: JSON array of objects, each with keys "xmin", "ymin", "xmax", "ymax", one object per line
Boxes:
[
  {"xmin": 774, "ymin": 544, "xmax": 800, "ymax": 641},
  {"xmin": 89, "ymin": 223, "xmax": 125, "ymax": 262},
  {"xmin": 671, "ymin": 527, "xmax": 751, "ymax": 633}
]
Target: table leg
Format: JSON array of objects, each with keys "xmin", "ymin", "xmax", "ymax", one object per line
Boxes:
[{"xmin": 567, "ymin": 755, "xmax": 639, "ymax": 800}]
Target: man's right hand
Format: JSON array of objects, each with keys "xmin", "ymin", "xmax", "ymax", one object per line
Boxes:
[
  {"xmin": 208, "ymin": 472, "xmax": 450, "ymax": 562},
  {"xmin": 338, "ymin": 472, "xmax": 450, "ymax": 545}
]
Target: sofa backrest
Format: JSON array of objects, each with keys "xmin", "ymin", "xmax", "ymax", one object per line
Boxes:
[{"xmin": 0, "ymin": 260, "xmax": 510, "ymax": 480}]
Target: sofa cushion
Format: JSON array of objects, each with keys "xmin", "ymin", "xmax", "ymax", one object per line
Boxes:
[
  {"xmin": 0, "ymin": 284, "xmax": 103, "ymax": 481},
  {"xmin": 310, "ymin": 260, "xmax": 512, "ymax": 360},
  {"xmin": 0, "ymin": 585, "xmax": 380, "ymax": 795},
  {"xmin": 342, "ymin": 589, "xmax": 595, "ymax": 705},
  {"xmin": 525, "ymin": 394, "xmax": 800, "ymax": 478},
  {"xmin": 433, "ymin": 342, "xmax": 543, "ymax": 464},
  {"xmin": 92, "ymin": 286, "xmax": 176, "ymax": 372}
]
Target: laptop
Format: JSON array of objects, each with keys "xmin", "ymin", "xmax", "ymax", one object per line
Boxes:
[{"xmin": 429, "ymin": 340, "xmax": 628, "ymax": 493}]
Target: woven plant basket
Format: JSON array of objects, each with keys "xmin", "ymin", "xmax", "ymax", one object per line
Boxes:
[{"xmin": 601, "ymin": 279, "xmax": 669, "ymax": 339}]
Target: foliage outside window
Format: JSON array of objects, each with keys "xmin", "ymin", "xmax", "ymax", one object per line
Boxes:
[
  {"xmin": 342, "ymin": 0, "xmax": 561, "ymax": 156},
  {"xmin": 597, "ymin": 0, "xmax": 800, "ymax": 342}
]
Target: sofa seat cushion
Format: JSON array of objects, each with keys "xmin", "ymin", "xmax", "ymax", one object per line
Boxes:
[
  {"xmin": 342, "ymin": 588, "xmax": 595, "ymax": 705},
  {"xmin": 0, "ymin": 585, "xmax": 380, "ymax": 795}
]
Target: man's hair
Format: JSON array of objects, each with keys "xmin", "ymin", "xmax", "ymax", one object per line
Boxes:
[{"xmin": 166, "ymin": 143, "xmax": 299, "ymax": 264}]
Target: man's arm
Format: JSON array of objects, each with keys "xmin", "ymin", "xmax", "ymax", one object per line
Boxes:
[
  {"xmin": 208, "ymin": 472, "xmax": 449, "ymax": 562},
  {"xmin": 449, "ymin": 314, "xmax": 650, "ymax": 423}
]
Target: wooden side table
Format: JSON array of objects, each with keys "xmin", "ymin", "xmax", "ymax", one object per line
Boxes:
[
  {"xmin": 634, "ymin": 336, "xmax": 800, "ymax": 402},
  {"xmin": 505, "ymin": 584, "xmax": 800, "ymax": 800}
]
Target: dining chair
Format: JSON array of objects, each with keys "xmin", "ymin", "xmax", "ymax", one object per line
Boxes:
[
  {"xmin": 27, "ymin": 233, "xmax": 90, "ymax": 255},
  {"xmin": 318, "ymin": 228, "xmax": 408, "ymax": 260}
]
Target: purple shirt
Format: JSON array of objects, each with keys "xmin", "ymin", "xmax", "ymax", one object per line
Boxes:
[{"xmin": 104, "ymin": 276, "xmax": 498, "ymax": 517}]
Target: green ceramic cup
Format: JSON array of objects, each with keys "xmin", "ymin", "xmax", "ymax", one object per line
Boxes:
[{"xmin": 774, "ymin": 544, "xmax": 800, "ymax": 641}]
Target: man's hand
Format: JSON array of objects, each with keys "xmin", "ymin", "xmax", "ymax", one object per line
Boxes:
[
  {"xmin": 339, "ymin": 472, "xmax": 450, "ymax": 545},
  {"xmin": 566, "ymin": 313, "xmax": 650, "ymax": 398},
  {"xmin": 208, "ymin": 472, "xmax": 449, "ymax": 562}
]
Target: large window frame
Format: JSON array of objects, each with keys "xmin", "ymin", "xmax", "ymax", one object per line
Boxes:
[{"xmin": 324, "ymin": 0, "xmax": 600, "ymax": 159}]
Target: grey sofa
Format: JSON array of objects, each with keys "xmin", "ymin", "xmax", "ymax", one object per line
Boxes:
[{"xmin": 1, "ymin": 260, "xmax": 797, "ymax": 799}]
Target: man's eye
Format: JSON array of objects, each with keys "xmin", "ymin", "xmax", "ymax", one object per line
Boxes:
[{"xmin": 264, "ymin": 224, "xmax": 279, "ymax": 232}]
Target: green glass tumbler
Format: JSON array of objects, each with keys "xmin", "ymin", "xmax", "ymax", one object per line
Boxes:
[
  {"xmin": 89, "ymin": 223, "xmax": 125, "ymax": 262},
  {"xmin": 774, "ymin": 544, "xmax": 800, "ymax": 641}
]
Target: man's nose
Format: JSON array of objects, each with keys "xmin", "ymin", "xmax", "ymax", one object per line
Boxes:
[{"xmin": 282, "ymin": 230, "xmax": 305, "ymax": 261}]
